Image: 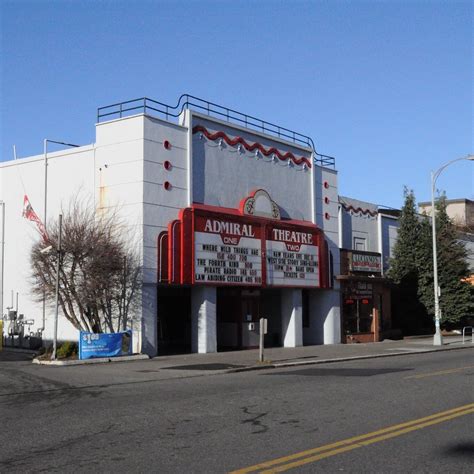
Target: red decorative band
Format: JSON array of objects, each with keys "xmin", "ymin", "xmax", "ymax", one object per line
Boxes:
[
  {"xmin": 342, "ymin": 204, "xmax": 377, "ymax": 217},
  {"xmin": 192, "ymin": 125, "xmax": 312, "ymax": 168}
]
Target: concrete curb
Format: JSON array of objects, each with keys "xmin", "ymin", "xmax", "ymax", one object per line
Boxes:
[
  {"xmin": 32, "ymin": 354, "xmax": 150, "ymax": 366},
  {"xmin": 226, "ymin": 344, "xmax": 474, "ymax": 374}
]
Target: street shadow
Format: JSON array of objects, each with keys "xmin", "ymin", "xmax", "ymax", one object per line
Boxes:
[
  {"xmin": 443, "ymin": 442, "xmax": 474, "ymax": 458},
  {"xmin": 271, "ymin": 355, "xmax": 320, "ymax": 363},
  {"xmin": 0, "ymin": 351, "xmax": 36, "ymax": 362},
  {"xmin": 266, "ymin": 367, "xmax": 413, "ymax": 377},
  {"xmin": 162, "ymin": 363, "xmax": 245, "ymax": 371}
]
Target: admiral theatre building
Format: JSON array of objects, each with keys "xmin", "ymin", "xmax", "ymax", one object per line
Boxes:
[{"xmin": 0, "ymin": 95, "xmax": 341, "ymax": 356}]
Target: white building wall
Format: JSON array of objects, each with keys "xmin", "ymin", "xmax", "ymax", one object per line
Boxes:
[
  {"xmin": 1, "ymin": 106, "xmax": 344, "ymax": 353},
  {"xmin": 142, "ymin": 115, "xmax": 189, "ymax": 284},
  {"xmin": 304, "ymin": 289, "xmax": 341, "ymax": 345},
  {"xmin": 0, "ymin": 146, "xmax": 95, "ymax": 342},
  {"xmin": 191, "ymin": 113, "xmax": 313, "ymax": 221},
  {"xmin": 340, "ymin": 208, "xmax": 378, "ymax": 252},
  {"xmin": 191, "ymin": 286, "xmax": 217, "ymax": 353},
  {"xmin": 381, "ymin": 214, "xmax": 400, "ymax": 271},
  {"xmin": 310, "ymin": 166, "xmax": 341, "ymax": 344}
]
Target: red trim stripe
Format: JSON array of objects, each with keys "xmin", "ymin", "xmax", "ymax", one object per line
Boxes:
[
  {"xmin": 192, "ymin": 125, "xmax": 312, "ymax": 168},
  {"xmin": 342, "ymin": 204, "xmax": 378, "ymax": 217}
]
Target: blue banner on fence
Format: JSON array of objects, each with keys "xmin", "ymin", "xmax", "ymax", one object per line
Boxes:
[{"xmin": 79, "ymin": 331, "xmax": 132, "ymax": 360}]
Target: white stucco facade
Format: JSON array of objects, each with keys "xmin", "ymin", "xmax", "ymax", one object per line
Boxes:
[{"xmin": 1, "ymin": 98, "xmax": 342, "ymax": 355}]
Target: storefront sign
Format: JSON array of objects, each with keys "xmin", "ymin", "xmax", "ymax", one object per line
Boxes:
[
  {"xmin": 194, "ymin": 215, "xmax": 263, "ymax": 285},
  {"xmin": 345, "ymin": 282, "xmax": 373, "ymax": 300},
  {"xmin": 266, "ymin": 227, "xmax": 319, "ymax": 287},
  {"xmin": 350, "ymin": 252, "xmax": 381, "ymax": 273}
]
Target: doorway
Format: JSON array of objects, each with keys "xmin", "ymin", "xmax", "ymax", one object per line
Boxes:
[
  {"xmin": 157, "ymin": 286, "xmax": 191, "ymax": 355},
  {"xmin": 216, "ymin": 288, "xmax": 263, "ymax": 350}
]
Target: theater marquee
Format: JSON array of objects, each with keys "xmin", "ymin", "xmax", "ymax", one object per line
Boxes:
[{"xmin": 158, "ymin": 190, "xmax": 330, "ymax": 289}]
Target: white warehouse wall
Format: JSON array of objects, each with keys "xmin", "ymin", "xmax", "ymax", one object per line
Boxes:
[{"xmin": 0, "ymin": 146, "xmax": 95, "ymax": 342}]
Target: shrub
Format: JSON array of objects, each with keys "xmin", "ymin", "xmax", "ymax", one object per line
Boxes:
[{"xmin": 56, "ymin": 341, "xmax": 78, "ymax": 359}]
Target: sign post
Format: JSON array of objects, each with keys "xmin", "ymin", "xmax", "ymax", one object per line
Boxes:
[{"xmin": 259, "ymin": 318, "xmax": 267, "ymax": 362}]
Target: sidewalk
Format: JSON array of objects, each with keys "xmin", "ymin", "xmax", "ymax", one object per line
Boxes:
[
  {"xmin": 3, "ymin": 335, "xmax": 472, "ymax": 371},
  {"xmin": 144, "ymin": 335, "xmax": 473, "ymax": 373}
]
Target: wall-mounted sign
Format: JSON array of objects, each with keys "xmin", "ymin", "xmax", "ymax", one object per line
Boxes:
[
  {"xmin": 158, "ymin": 190, "xmax": 330, "ymax": 289},
  {"xmin": 266, "ymin": 226, "xmax": 319, "ymax": 287},
  {"xmin": 194, "ymin": 215, "xmax": 262, "ymax": 286},
  {"xmin": 344, "ymin": 282, "xmax": 373, "ymax": 300},
  {"xmin": 350, "ymin": 252, "xmax": 381, "ymax": 273}
]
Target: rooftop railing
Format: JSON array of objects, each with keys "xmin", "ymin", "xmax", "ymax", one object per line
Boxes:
[{"xmin": 97, "ymin": 94, "xmax": 335, "ymax": 168}]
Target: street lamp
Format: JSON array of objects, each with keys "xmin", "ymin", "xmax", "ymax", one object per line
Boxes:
[
  {"xmin": 39, "ymin": 214, "xmax": 63, "ymax": 361},
  {"xmin": 52, "ymin": 214, "xmax": 63, "ymax": 361},
  {"xmin": 431, "ymin": 154, "xmax": 474, "ymax": 346},
  {"xmin": 42, "ymin": 139, "xmax": 79, "ymax": 340}
]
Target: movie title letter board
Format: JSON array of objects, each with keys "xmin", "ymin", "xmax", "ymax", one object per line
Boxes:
[
  {"xmin": 194, "ymin": 216, "xmax": 262, "ymax": 285},
  {"xmin": 266, "ymin": 227, "xmax": 319, "ymax": 287}
]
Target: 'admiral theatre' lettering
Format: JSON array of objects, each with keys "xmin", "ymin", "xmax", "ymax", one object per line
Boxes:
[
  {"xmin": 266, "ymin": 225, "xmax": 320, "ymax": 287},
  {"xmin": 204, "ymin": 219, "xmax": 255, "ymax": 237},
  {"xmin": 175, "ymin": 207, "xmax": 325, "ymax": 288},
  {"xmin": 194, "ymin": 215, "xmax": 262, "ymax": 286},
  {"xmin": 272, "ymin": 229, "xmax": 313, "ymax": 245}
]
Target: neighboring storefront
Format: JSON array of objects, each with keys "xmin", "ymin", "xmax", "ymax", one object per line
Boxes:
[{"xmin": 337, "ymin": 249, "xmax": 391, "ymax": 343}]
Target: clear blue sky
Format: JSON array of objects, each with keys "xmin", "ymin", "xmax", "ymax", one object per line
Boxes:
[{"xmin": 1, "ymin": 0, "xmax": 472, "ymax": 208}]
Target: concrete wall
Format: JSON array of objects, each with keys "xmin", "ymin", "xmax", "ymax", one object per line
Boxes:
[
  {"xmin": 0, "ymin": 146, "xmax": 95, "ymax": 342},
  {"xmin": 191, "ymin": 113, "xmax": 313, "ymax": 221},
  {"xmin": 95, "ymin": 115, "xmax": 149, "ymax": 353},
  {"xmin": 419, "ymin": 200, "xmax": 474, "ymax": 227},
  {"xmin": 142, "ymin": 115, "xmax": 189, "ymax": 284},
  {"xmin": 340, "ymin": 200, "xmax": 378, "ymax": 252},
  {"xmin": 381, "ymin": 215, "xmax": 400, "ymax": 271},
  {"xmin": 0, "ymin": 114, "xmax": 175, "ymax": 354},
  {"xmin": 1, "ymin": 107, "xmax": 345, "ymax": 353},
  {"xmin": 304, "ymin": 288, "xmax": 341, "ymax": 345},
  {"xmin": 312, "ymin": 167, "xmax": 341, "ymax": 344}
]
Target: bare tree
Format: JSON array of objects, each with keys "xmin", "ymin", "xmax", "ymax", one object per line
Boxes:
[{"xmin": 30, "ymin": 198, "xmax": 141, "ymax": 333}]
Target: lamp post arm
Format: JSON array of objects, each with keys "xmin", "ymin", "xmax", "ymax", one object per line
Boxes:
[{"xmin": 433, "ymin": 154, "xmax": 474, "ymax": 186}]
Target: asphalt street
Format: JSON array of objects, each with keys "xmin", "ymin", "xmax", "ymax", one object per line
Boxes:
[{"xmin": 1, "ymin": 349, "xmax": 473, "ymax": 473}]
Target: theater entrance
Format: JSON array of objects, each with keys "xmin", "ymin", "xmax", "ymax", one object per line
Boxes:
[{"xmin": 216, "ymin": 288, "xmax": 281, "ymax": 351}]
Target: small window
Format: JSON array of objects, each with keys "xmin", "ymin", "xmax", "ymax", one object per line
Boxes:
[{"xmin": 354, "ymin": 237, "xmax": 366, "ymax": 251}]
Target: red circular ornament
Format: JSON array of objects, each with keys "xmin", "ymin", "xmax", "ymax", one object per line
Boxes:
[
  {"xmin": 163, "ymin": 140, "xmax": 171, "ymax": 150},
  {"xmin": 324, "ymin": 197, "xmax": 330, "ymax": 204},
  {"xmin": 323, "ymin": 181, "xmax": 329, "ymax": 189},
  {"xmin": 164, "ymin": 160, "xmax": 172, "ymax": 171},
  {"xmin": 164, "ymin": 181, "xmax": 172, "ymax": 190},
  {"xmin": 325, "ymin": 212, "xmax": 330, "ymax": 220}
]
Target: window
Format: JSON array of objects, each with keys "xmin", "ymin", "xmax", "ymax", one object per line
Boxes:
[
  {"xmin": 343, "ymin": 299, "xmax": 373, "ymax": 334},
  {"xmin": 353, "ymin": 237, "xmax": 366, "ymax": 251}
]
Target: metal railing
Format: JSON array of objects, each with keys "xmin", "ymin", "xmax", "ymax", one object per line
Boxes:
[{"xmin": 97, "ymin": 94, "xmax": 335, "ymax": 168}]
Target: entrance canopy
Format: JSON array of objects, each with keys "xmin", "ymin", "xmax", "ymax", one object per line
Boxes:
[{"xmin": 158, "ymin": 190, "xmax": 330, "ymax": 289}]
